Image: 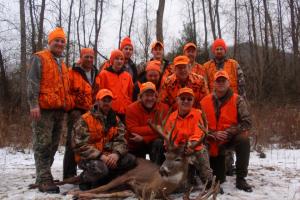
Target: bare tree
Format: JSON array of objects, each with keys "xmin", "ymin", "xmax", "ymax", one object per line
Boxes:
[
  {"xmin": 118, "ymin": 0, "xmax": 125, "ymax": 49},
  {"xmin": 37, "ymin": 0, "xmax": 46, "ymax": 51},
  {"xmin": 66, "ymin": 0, "xmax": 74, "ymax": 67},
  {"xmin": 156, "ymin": 0, "xmax": 165, "ymax": 42},
  {"xmin": 233, "ymin": 0, "xmax": 238, "ymax": 58},
  {"xmin": 0, "ymin": 50, "xmax": 9, "ymax": 104},
  {"xmin": 128, "ymin": 0, "xmax": 136, "ymax": 37},
  {"xmin": 58, "ymin": 0, "xmax": 62, "ymax": 27},
  {"xmin": 94, "ymin": 0, "xmax": 104, "ymax": 65},
  {"xmin": 208, "ymin": 0, "xmax": 217, "ymax": 40},
  {"xmin": 19, "ymin": 0, "xmax": 27, "ymax": 112},
  {"xmin": 215, "ymin": 0, "xmax": 222, "ymax": 38},
  {"xmin": 28, "ymin": 0, "xmax": 37, "ymax": 53},
  {"xmin": 76, "ymin": 0, "xmax": 82, "ymax": 50},
  {"xmin": 201, "ymin": 0, "xmax": 209, "ymax": 59}
]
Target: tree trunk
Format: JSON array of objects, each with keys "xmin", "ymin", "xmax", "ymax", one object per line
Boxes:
[
  {"xmin": 215, "ymin": 0, "xmax": 222, "ymax": 38},
  {"xmin": 191, "ymin": 0, "xmax": 197, "ymax": 44},
  {"xmin": 20, "ymin": 0, "xmax": 27, "ymax": 112},
  {"xmin": 118, "ymin": 0, "xmax": 125, "ymax": 49},
  {"xmin": 233, "ymin": 0, "xmax": 238, "ymax": 58},
  {"xmin": 58, "ymin": 0, "xmax": 62, "ymax": 27},
  {"xmin": 94, "ymin": 0, "xmax": 104, "ymax": 66},
  {"xmin": 66, "ymin": 0, "xmax": 74, "ymax": 68},
  {"xmin": 201, "ymin": 0, "xmax": 209, "ymax": 60},
  {"xmin": 76, "ymin": 0, "xmax": 82, "ymax": 51},
  {"xmin": 128, "ymin": 0, "xmax": 136, "ymax": 37},
  {"xmin": 208, "ymin": 0, "xmax": 217, "ymax": 40},
  {"xmin": 28, "ymin": 0, "xmax": 37, "ymax": 53},
  {"xmin": 156, "ymin": 0, "xmax": 165, "ymax": 42},
  {"xmin": 37, "ymin": 0, "xmax": 46, "ymax": 51},
  {"xmin": 0, "ymin": 50, "xmax": 9, "ymax": 104}
]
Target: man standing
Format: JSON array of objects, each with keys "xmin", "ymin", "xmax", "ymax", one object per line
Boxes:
[
  {"xmin": 183, "ymin": 42, "xmax": 205, "ymax": 77},
  {"xmin": 73, "ymin": 89, "xmax": 136, "ymax": 190},
  {"xmin": 204, "ymin": 38, "xmax": 246, "ymax": 98},
  {"xmin": 27, "ymin": 27, "xmax": 74, "ymax": 193},
  {"xmin": 63, "ymin": 48, "xmax": 98, "ymax": 180},
  {"xmin": 100, "ymin": 37, "xmax": 138, "ymax": 83},
  {"xmin": 200, "ymin": 71, "xmax": 252, "ymax": 192},
  {"xmin": 160, "ymin": 55, "xmax": 208, "ymax": 110},
  {"xmin": 126, "ymin": 82, "xmax": 169, "ymax": 165}
]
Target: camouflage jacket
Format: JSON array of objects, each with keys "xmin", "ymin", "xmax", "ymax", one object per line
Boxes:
[{"xmin": 72, "ymin": 106, "xmax": 128, "ymax": 160}]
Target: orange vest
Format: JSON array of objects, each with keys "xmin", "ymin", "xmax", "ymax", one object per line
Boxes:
[
  {"xmin": 69, "ymin": 69, "xmax": 94, "ymax": 111},
  {"xmin": 191, "ymin": 62, "xmax": 206, "ymax": 77},
  {"xmin": 200, "ymin": 93, "xmax": 238, "ymax": 156},
  {"xmin": 75, "ymin": 112, "xmax": 119, "ymax": 163},
  {"xmin": 97, "ymin": 69, "xmax": 133, "ymax": 114},
  {"xmin": 164, "ymin": 108, "xmax": 205, "ymax": 151},
  {"xmin": 204, "ymin": 59, "xmax": 238, "ymax": 94},
  {"xmin": 36, "ymin": 50, "xmax": 74, "ymax": 111}
]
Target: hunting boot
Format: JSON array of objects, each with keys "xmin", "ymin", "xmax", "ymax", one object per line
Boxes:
[
  {"xmin": 236, "ymin": 177, "xmax": 252, "ymax": 192},
  {"xmin": 38, "ymin": 181, "xmax": 60, "ymax": 194}
]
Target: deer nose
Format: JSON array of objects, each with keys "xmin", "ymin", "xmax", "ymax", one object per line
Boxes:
[{"xmin": 159, "ymin": 166, "xmax": 170, "ymax": 177}]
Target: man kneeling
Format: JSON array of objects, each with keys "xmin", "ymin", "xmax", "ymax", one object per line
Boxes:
[{"xmin": 73, "ymin": 89, "xmax": 136, "ymax": 190}]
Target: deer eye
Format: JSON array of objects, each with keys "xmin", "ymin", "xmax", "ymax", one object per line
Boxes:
[{"xmin": 175, "ymin": 158, "xmax": 181, "ymax": 161}]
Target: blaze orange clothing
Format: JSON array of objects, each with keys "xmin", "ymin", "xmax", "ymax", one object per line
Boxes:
[
  {"xmin": 97, "ymin": 67, "xmax": 133, "ymax": 114},
  {"xmin": 203, "ymin": 59, "xmax": 238, "ymax": 94},
  {"xmin": 200, "ymin": 93, "xmax": 238, "ymax": 156},
  {"xmin": 75, "ymin": 111, "xmax": 119, "ymax": 162},
  {"xmin": 160, "ymin": 73, "xmax": 209, "ymax": 110},
  {"xmin": 191, "ymin": 62, "xmax": 206, "ymax": 77},
  {"xmin": 35, "ymin": 50, "xmax": 74, "ymax": 111},
  {"xmin": 99, "ymin": 60, "xmax": 110, "ymax": 71},
  {"xmin": 68, "ymin": 65, "xmax": 98, "ymax": 111},
  {"xmin": 160, "ymin": 63, "xmax": 174, "ymax": 87},
  {"xmin": 164, "ymin": 108, "xmax": 205, "ymax": 151},
  {"xmin": 125, "ymin": 101, "xmax": 169, "ymax": 150}
]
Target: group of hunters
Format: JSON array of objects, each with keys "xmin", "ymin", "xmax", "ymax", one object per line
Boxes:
[{"xmin": 27, "ymin": 27, "xmax": 253, "ymax": 195}]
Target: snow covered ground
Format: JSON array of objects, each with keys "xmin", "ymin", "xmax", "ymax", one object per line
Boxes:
[{"xmin": 1, "ymin": 147, "xmax": 300, "ymax": 200}]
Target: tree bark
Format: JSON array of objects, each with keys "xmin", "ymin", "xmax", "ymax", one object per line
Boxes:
[
  {"xmin": 76, "ymin": 0, "xmax": 82, "ymax": 50},
  {"xmin": 215, "ymin": 0, "xmax": 222, "ymax": 38},
  {"xmin": 128, "ymin": 0, "xmax": 136, "ymax": 37},
  {"xmin": 201, "ymin": 0, "xmax": 209, "ymax": 60},
  {"xmin": 208, "ymin": 0, "xmax": 217, "ymax": 40},
  {"xmin": 94, "ymin": 0, "xmax": 104, "ymax": 66},
  {"xmin": 0, "ymin": 50, "xmax": 9, "ymax": 104},
  {"xmin": 118, "ymin": 0, "xmax": 125, "ymax": 49},
  {"xmin": 37, "ymin": 0, "xmax": 46, "ymax": 51},
  {"xmin": 233, "ymin": 0, "xmax": 238, "ymax": 58},
  {"xmin": 191, "ymin": 0, "xmax": 197, "ymax": 44},
  {"xmin": 156, "ymin": 0, "xmax": 165, "ymax": 42},
  {"xmin": 66, "ymin": 0, "xmax": 74, "ymax": 67},
  {"xmin": 20, "ymin": 0, "xmax": 27, "ymax": 112},
  {"xmin": 28, "ymin": 0, "xmax": 37, "ymax": 53}
]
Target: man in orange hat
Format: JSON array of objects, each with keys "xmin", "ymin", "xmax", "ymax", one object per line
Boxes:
[
  {"xmin": 126, "ymin": 82, "xmax": 169, "ymax": 165},
  {"xmin": 203, "ymin": 38, "xmax": 246, "ymax": 98},
  {"xmin": 63, "ymin": 48, "xmax": 99, "ymax": 180},
  {"xmin": 27, "ymin": 27, "xmax": 74, "ymax": 193},
  {"xmin": 164, "ymin": 87, "xmax": 213, "ymax": 188},
  {"xmin": 183, "ymin": 42, "xmax": 206, "ymax": 77},
  {"xmin": 200, "ymin": 71, "xmax": 252, "ymax": 192},
  {"xmin": 160, "ymin": 55, "xmax": 208, "ymax": 111},
  {"xmin": 96, "ymin": 49, "xmax": 133, "ymax": 123},
  {"xmin": 132, "ymin": 60, "xmax": 162, "ymax": 101},
  {"xmin": 73, "ymin": 89, "xmax": 136, "ymax": 190},
  {"xmin": 100, "ymin": 37, "xmax": 138, "ymax": 83}
]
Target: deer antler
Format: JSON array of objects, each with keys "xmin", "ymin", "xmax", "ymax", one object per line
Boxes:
[{"xmin": 195, "ymin": 176, "xmax": 220, "ymax": 200}]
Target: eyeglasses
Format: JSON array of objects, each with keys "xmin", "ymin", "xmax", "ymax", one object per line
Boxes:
[{"xmin": 179, "ymin": 97, "xmax": 193, "ymax": 102}]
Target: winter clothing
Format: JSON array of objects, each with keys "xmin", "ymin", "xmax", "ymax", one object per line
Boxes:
[{"xmin": 48, "ymin": 27, "xmax": 66, "ymax": 44}]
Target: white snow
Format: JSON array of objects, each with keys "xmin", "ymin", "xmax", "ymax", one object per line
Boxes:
[{"xmin": 1, "ymin": 147, "xmax": 300, "ymax": 200}]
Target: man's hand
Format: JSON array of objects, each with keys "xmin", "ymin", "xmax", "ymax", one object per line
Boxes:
[
  {"xmin": 129, "ymin": 133, "xmax": 144, "ymax": 143},
  {"xmin": 30, "ymin": 107, "xmax": 41, "ymax": 121},
  {"xmin": 213, "ymin": 131, "xmax": 229, "ymax": 142},
  {"xmin": 104, "ymin": 153, "xmax": 119, "ymax": 169}
]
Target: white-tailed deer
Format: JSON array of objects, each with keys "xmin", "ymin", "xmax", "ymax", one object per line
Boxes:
[{"xmin": 70, "ymin": 112, "xmax": 219, "ymax": 199}]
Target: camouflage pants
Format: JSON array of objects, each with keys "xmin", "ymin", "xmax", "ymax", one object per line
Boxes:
[
  {"xmin": 78, "ymin": 153, "xmax": 136, "ymax": 184},
  {"xmin": 190, "ymin": 147, "xmax": 213, "ymax": 184},
  {"xmin": 129, "ymin": 138, "xmax": 165, "ymax": 165},
  {"xmin": 63, "ymin": 109, "xmax": 83, "ymax": 179},
  {"xmin": 32, "ymin": 109, "xmax": 64, "ymax": 184}
]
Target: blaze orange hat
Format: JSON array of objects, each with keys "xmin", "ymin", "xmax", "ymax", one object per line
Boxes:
[
  {"xmin": 150, "ymin": 41, "xmax": 164, "ymax": 50},
  {"xmin": 183, "ymin": 42, "xmax": 197, "ymax": 52},
  {"xmin": 173, "ymin": 55, "xmax": 190, "ymax": 67},
  {"xmin": 110, "ymin": 49, "xmax": 125, "ymax": 65},
  {"xmin": 212, "ymin": 38, "xmax": 227, "ymax": 52},
  {"xmin": 96, "ymin": 89, "xmax": 116, "ymax": 100},
  {"xmin": 140, "ymin": 82, "xmax": 156, "ymax": 95},
  {"xmin": 146, "ymin": 60, "xmax": 161, "ymax": 73},
  {"xmin": 120, "ymin": 37, "xmax": 133, "ymax": 50},
  {"xmin": 80, "ymin": 48, "xmax": 94, "ymax": 57},
  {"xmin": 48, "ymin": 27, "xmax": 66, "ymax": 44},
  {"xmin": 177, "ymin": 87, "xmax": 194, "ymax": 97},
  {"xmin": 214, "ymin": 70, "xmax": 229, "ymax": 81}
]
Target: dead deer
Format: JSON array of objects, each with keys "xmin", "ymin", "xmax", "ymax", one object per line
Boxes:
[{"xmin": 70, "ymin": 112, "xmax": 219, "ymax": 200}]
